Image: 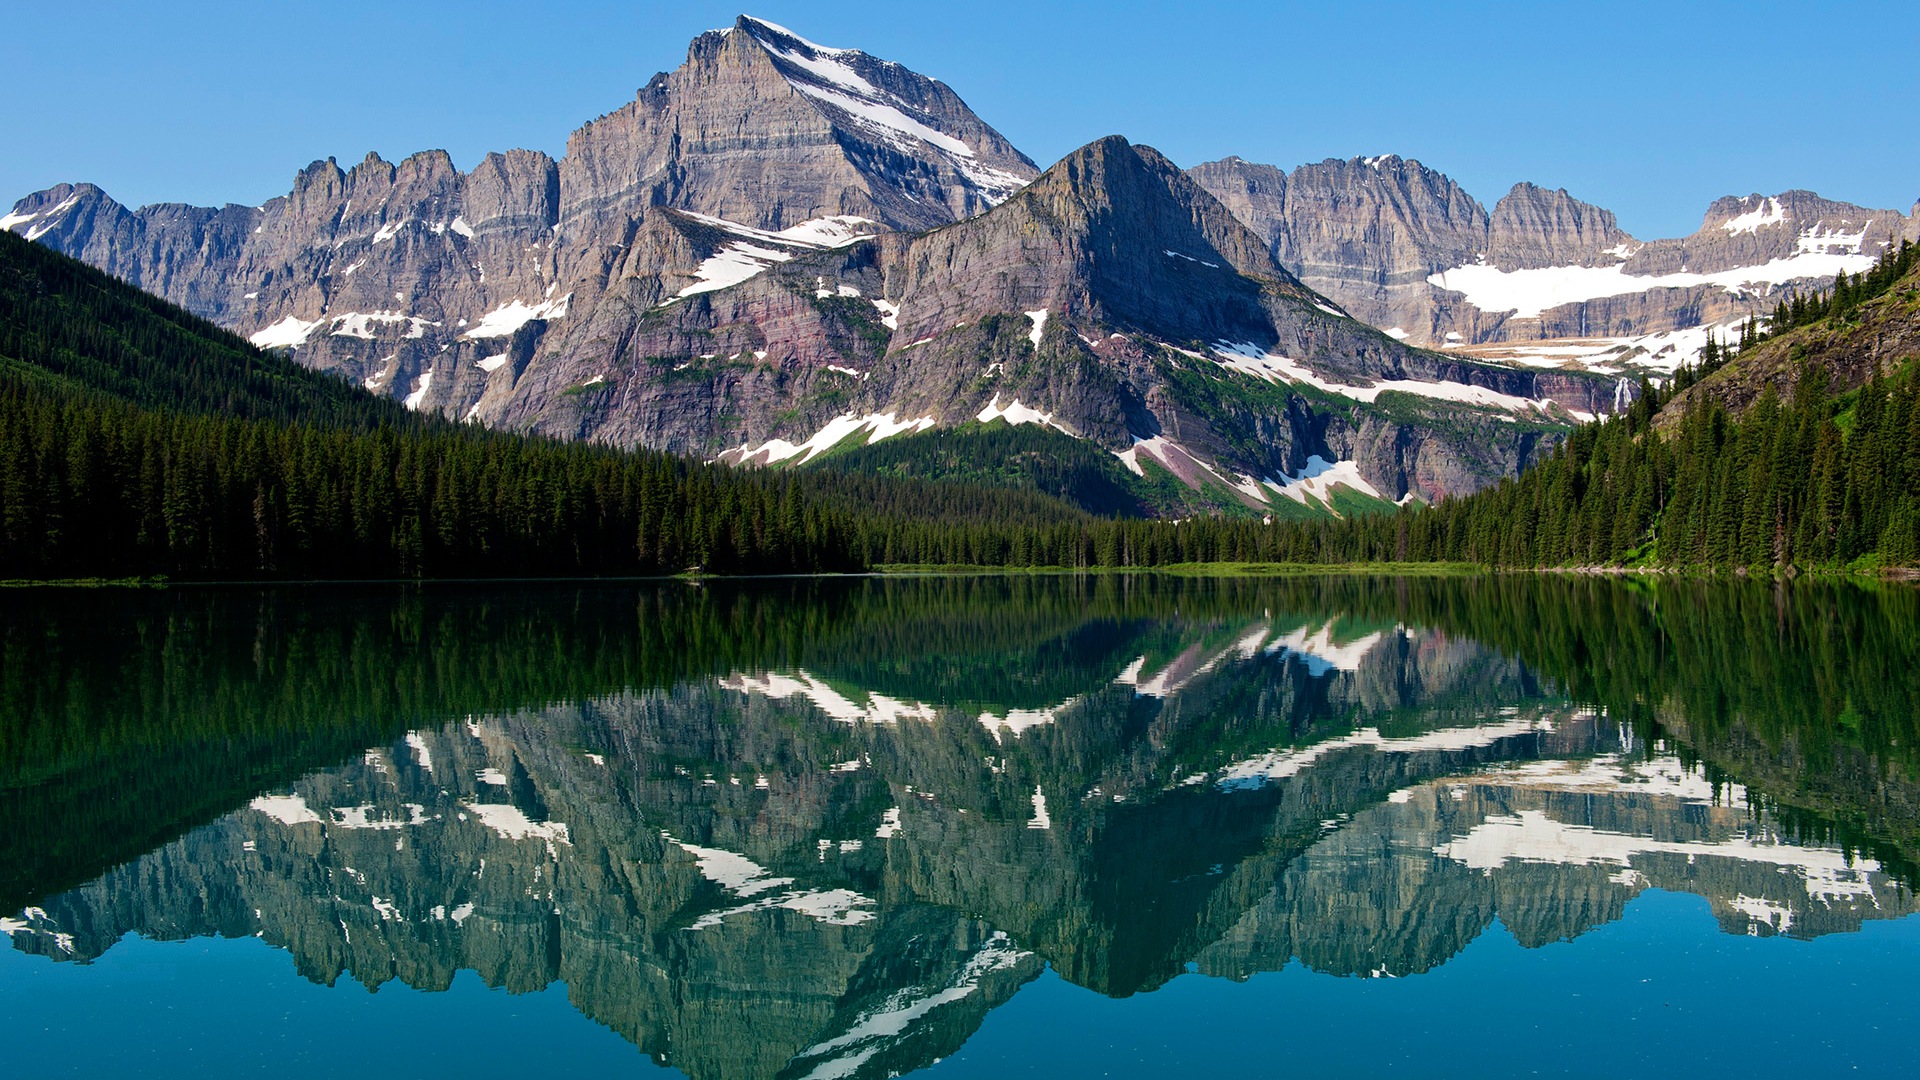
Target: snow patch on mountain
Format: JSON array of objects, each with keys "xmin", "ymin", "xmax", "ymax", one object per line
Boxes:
[
  {"xmin": 724, "ymin": 410, "xmax": 936, "ymax": 466},
  {"xmin": 719, "ymin": 670, "xmax": 939, "ymax": 725},
  {"xmin": 678, "ymin": 243, "xmax": 794, "ymax": 297},
  {"xmin": 1210, "ymin": 342, "xmax": 1569, "ymax": 417},
  {"xmin": 682, "ymin": 210, "xmax": 879, "ymax": 250},
  {"xmin": 1433, "ymin": 808, "xmax": 1883, "ymax": 884},
  {"xmin": 1027, "ymin": 787, "xmax": 1052, "ymax": 830},
  {"xmin": 2, "ymin": 193, "xmax": 81, "ymax": 240},
  {"xmin": 1268, "ymin": 620, "xmax": 1393, "ymax": 675},
  {"xmin": 1460, "ymin": 320, "xmax": 1752, "ymax": 375},
  {"xmin": 249, "ymin": 315, "xmax": 323, "ymax": 349},
  {"xmin": 1117, "ymin": 435, "xmax": 1240, "ymax": 492},
  {"xmin": 250, "ymin": 794, "xmax": 323, "ymax": 826},
  {"xmin": 980, "ymin": 705, "xmax": 1068, "ymax": 741},
  {"xmin": 665, "ymin": 214, "xmax": 883, "ymax": 302},
  {"xmin": 978, "ymin": 393, "xmax": 1076, "ymax": 436},
  {"xmin": 1796, "ymin": 222, "xmax": 1870, "ymax": 254},
  {"xmin": 403, "ymin": 371, "xmax": 434, "ymax": 411},
  {"xmin": 741, "ymin": 17, "xmax": 1027, "ymax": 204},
  {"xmin": 785, "ymin": 931, "xmax": 1028, "ymax": 1078},
  {"xmin": 332, "ymin": 311, "xmax": 435, "ymax": 340},
  {"xmin": 669, "ymin": 837, "xmax": 794, "ymax": 897},
  {"xmin": 466, "ymin": 799, "xmax": 568, "ymax": 841},
  {"xmin": 1428, "ymin": 251, "xmax": 1878, "ymax": 320},
  {"xmin": 1217, "ymin": 714, "xmax": 1555, "ymax": 791},
  {"xmin": 1270, "ymin": 455, "xmax": 1383, "ymax": 507},
  {"xmin": 464, "ymin": 294, "xmax": 571, "ymax": 338},
  {"xmin": 794, "ymin": 83, "xmax": 974, "ymax": 159},
  {"xmin": 1721, "ymin": 196, "xmax": 1787, "ymax": 234},
  {"xmin": 1023, "ymin": 308, "xmax": 1048, "ymax": 347},
  {"xmin": 1163, "ymin": 249, "xmax": 1220, "ymax": 268}
]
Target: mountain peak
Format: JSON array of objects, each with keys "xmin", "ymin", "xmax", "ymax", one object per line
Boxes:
[
  {"xmin": 1487, "ymin": 182, "xmax": 1627, "ymax": 270},
  {"xmin": 732, "ymin": 15, "xmax": 853, "ymax": 57},
  {"xmin": 892, "ymin": 135, "xmax": 1303, "ymax": 358}
]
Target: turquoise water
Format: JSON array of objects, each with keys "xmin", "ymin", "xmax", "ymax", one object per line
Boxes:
[{"xmin": 2, "ymin": 575, "xmax": 1916, "ymax": 1077}]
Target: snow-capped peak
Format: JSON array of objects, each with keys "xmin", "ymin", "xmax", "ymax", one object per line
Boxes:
[
  {"xmin": 737, "ymin": 15, "xmax": 852, "ymax": 57},
  {"xmin": 734, "ymin": 15, "xmax": 1029, "ymax": 204}
]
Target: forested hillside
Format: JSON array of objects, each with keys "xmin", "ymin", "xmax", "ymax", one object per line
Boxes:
[
  {"xmin": 0, "ymin": 232, "xmax": 416, "ymax": 429},
  {"xmin": 0, "ymin": 232, "xmax": 1087, "ymax": 579}
]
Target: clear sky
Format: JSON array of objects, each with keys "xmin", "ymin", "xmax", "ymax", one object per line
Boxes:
[{"xmin": 4, "ymin": 0, "xmax": 1914, "ymax": 239}]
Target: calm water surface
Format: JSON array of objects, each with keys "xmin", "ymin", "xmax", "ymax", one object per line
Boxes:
[{"xmin": 2, "ymin": 575, "xmax": 1916, "ymax": 1077}]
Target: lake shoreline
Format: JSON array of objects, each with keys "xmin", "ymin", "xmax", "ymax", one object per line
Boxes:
[{"xmin": 5, "ymin": 562, "xmax": 1917, "ymax": 588}]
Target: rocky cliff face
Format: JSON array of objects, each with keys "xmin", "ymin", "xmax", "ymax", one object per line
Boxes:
[
  {"xmin": 493, "ymin": 135, "xmax": 1623, "ymax": 506},
  {"xmin": 1488, "ymin": 181, "xmax": 1630, "ymax": 269},
  {"xmin": 1284, "ymin": 156, "xmax": 1488, "ymax": 340},
  {"xmin": 0, "ymin": 16, "xmax": 1035, "ymax": 444},
  {"xmin": 1190, "ymin": 158, "xmax": 1920, "ymax": 374},
  {"xmin": 1656, "ymin": 247, "xmax": 1920, "ymax": 427},
  {"xmin": 558, "ymin": 17, "xmax": 1033, "ymax": 243}
]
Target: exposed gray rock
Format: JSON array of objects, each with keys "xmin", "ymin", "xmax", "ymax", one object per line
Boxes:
[
  {"xmin": 1278, "ymin": 156, "xmax": 1485, "ymax": 341},
  {"xmin": 1, "ymin": 15, "xmax": 1035, "ymax": 433},
  {"xmin": 1189, "ymin": 157, "xmax": 1920, "ymax": 358},
  {"xmin": 561, "ymin": 17, "xmax": 1034, "ymax": 241},
  {"xmin": 493, "ymin": 135, "xmax": 1619, "ymax": 505},
  {"xmin": 1488, "ymin": 182, "xmax": 1628, "ymax": 270}
]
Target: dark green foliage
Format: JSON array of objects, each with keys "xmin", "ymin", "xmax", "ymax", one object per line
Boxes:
[
  {"xmin": 1672, "ymin": 240, "xmax": 1918, "ymax": 395},
  {"xmin": 810, "ymin": 421, "xmax": 1151, "ymax": 517},
  {"xmin": 0, "ymin": 231, "xmax": 411, "ymax": 428},
  {"xmin": 0, "ymin": 378, "xmax": 875, "ymax": 577}
]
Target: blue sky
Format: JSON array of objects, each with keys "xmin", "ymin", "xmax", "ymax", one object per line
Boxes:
[{"xmin": 4, "ymin": 0, "xmax": 1914, "ymax": 238}]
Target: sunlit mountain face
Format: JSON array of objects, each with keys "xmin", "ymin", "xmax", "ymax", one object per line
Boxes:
[{"xmin": 4, "ymin": 576, "xmax": 1918, "ymax": 1077}]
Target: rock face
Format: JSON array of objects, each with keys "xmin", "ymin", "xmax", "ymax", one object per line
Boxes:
[
  {"xmin": 561, "ymin": 17, "xmax": 1032, "ymax": 239},
  {"xmin": 9, "ymin": 92, "xmax": 1623, "ymax": 508},
  {"xmin": 1488, "ymin": 181, "xmax": 1630, "ymax": 270},
  {"xmin": 1198, "ymin": 155, "xmax": 1488, "ymax": 345},
  {"xmin": 0, "ymin": 15, "xmax": 1035, "ymax": 435},
  {"xmin": 1189, "ymin": 157, "xmax": 1920, "ymax": 373},
  {"xmin": 505, "ymin": 135, "xmax": 1621, "ymax": 505},
  {"xmin": 1656, "ymin": 246, "xmax": 1920, "ymax": 426}
]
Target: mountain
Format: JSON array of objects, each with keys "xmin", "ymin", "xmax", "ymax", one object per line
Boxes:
[
  {"xmin": 564, "ymin": 16, "xmax": 1034, "ymax": 235},
  {"xmin": 488, "ymin": 133, "xmax": 1623, "ymax": 508},
  {"xmin": 3, "ymin": 17, "xmax": 1625, "ymax": 512},
  {"xmin": 1190, "ymin": 155, "xmax": 1920, "ymax": 376},
  {"xmin": 0, "ymin": 16, "xmax": 1034, "ymax": 429},
  {"xmin": 1261, "ymin": 239, "xmax": 1920, "ymax": 571}
]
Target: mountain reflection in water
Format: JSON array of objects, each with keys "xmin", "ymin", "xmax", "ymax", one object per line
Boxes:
[{"xmin": 2, "ymin": 576, "xmax": 1917, "ymax": 1078}]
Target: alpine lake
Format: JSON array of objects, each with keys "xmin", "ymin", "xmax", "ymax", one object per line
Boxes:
[{"xmin": 3, "ymin": 573, "xmax": 1917, "ymax": 1078}]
